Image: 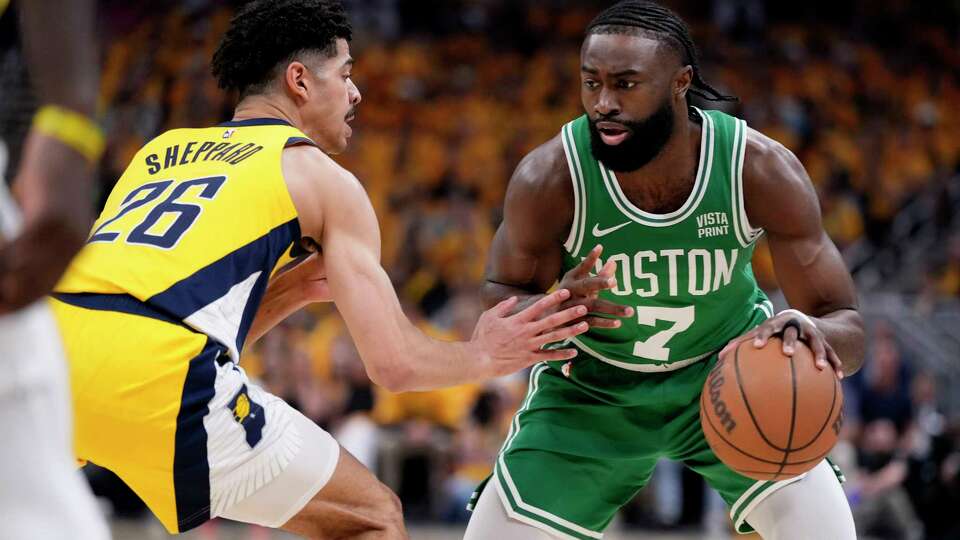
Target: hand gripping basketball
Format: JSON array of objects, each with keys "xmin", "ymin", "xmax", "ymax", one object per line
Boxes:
[{"xmin": 719, "ymin": 308, "xmax": 843, "ymax": 379}]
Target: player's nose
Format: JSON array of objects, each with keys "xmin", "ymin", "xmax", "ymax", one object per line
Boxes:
[
  {"xmin": 348, "ymin": 79, "xmax": 362, "ymax": 105},
  {"xmin": 594, "ymin": 88, "xmax": 620, "ymax": 116}
]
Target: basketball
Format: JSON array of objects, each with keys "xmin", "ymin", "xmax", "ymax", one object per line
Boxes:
[{"xmin": 700, "ymin": 337, "xmax": 843, "ymax": 482}]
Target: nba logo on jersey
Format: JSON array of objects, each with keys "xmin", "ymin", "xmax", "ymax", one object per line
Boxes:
[{"xmin": 222, "ymin": 129, "xmax": 235, "ymax": 139}]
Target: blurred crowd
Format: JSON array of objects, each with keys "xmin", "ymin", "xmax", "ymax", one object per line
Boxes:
[{"xmin": 21, "ymin": 0, "xmax": 960, "ymax": 536}]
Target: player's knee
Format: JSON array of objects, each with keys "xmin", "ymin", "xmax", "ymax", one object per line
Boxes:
[
  {"xmin": 347, "ymin": 480, "xmax": 405, "ymax": 537},
  {"xmin": 375, "ymin": 482, "xmax": 405, "ymax": 535}
]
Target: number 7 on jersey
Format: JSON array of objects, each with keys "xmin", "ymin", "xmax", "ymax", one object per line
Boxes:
[{"xmin": 632, "ymin": 306, "xmax": 695, "ymax": 361}]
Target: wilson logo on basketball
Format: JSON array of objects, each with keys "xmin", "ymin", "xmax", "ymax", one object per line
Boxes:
[{"xmin": 707, "ymin": 364, "xmax": 737, "ymax": 434}]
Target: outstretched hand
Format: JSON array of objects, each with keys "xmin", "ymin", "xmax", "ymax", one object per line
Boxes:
[
  {"xmin": 471, "ymin": 288, "xmax": 590, "ymax": 378},
  {"xmin": 555, "ymin": 244, "xmax": 634, "ymax": 328}
]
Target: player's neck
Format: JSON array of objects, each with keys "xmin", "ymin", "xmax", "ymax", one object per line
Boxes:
[
  {"xmin": 616, "ymin": 115, "xmax": 700, "ymax": 189},
  {"xmin": 232, "ymin": 95, "xmax": 299, "ymax": 127}
]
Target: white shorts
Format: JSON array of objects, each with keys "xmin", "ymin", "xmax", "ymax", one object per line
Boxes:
[
  {"xmin": 0, "ymin": 177, "xmax": 109, "ymax": 539},
  {"xmin": 204, "ymin": 361, "xmax": 342, "ymax": 528},
  {"xmin": 0, "ymin": 302, "xmax": 110, "ymax": 540}
]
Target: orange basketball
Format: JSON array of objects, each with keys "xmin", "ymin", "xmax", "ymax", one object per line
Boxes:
[{"xmin": 699, "ymin": 337, "xmax": 843, "ymax": 481}]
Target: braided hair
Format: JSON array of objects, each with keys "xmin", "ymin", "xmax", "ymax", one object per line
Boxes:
[{"xmin": 586, "ymin": 1, "xmax": 736, "ymax": 116}]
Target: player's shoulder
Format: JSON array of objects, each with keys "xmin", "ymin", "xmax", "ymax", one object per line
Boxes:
[
  {"xmin": 508, "ymin": 132, "xmax": 571, "ymax": 200},
  {"xmin": 281, "ymin": 143, "xmax": 371, "ymax": 240},
  {"xmin": 282, "ymin": 143, "xmax": 361, "ymax": 191},
  {"xmin": 741, "ymin": 127, "xmax": 820, "ymax": 231},
  {"xmin": 742, "ymin": 127, "xmax": 807, "ymax": 189}
]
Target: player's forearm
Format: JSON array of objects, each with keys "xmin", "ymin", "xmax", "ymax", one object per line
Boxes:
[
  {"xmin": 812, "ymin": 308, "xmax": 865, "ymax": 376},
  {"xmin": 386, "ymin": 333, "xmax": 488, "ymax": 392},
  {"xmin": 20, "ymin": 0, "xmax": 99, "ymax": 117},
  {"xmin": 15, "ymin": 0, "xmax": 99, "ymax": 233},
  {"xmin": 333, "ymin": 259, "xmax": 487, "ymax": 392},
  {"xmin": 247, "ymin": 274, "xmax": 310, "ymax": 346}
]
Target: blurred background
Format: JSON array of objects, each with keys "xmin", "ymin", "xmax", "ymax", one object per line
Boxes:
[{"xmin": 3, "ymin": 0, "xmax": 960, "ymax": 538}]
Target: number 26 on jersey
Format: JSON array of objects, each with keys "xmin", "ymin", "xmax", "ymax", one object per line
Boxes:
[{"xmin": 88, "ymin": 176, "xmax": 227, "ymax": 249}]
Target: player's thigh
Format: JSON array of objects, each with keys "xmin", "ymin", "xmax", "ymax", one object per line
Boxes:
[
  {"xmin": 280, "ymin": 445, "xmax": 406, "ymax": 539},
  {"xmin": 0, "ymin": 303, "xmax": 109, "ymax": 540}
]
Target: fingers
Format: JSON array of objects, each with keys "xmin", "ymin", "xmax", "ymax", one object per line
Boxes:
[
  {"xmin": 590, "ymin": 298, "xmax": 634, "ymax": 317},
  {"xmin": 491, "ymin": 295, "xmax": 519, "ymax": 317},
  {"xmin": 584, "ymin": 316, "xmax": 621, "ymax": 329},
  {"xmin": 806, "ymin": 330, "xmax": 829, "ymax": 371},
  {"xmin": 826, "ymin": 344, "xmax": 844, "ymax": 380},
  {"xmin": 599, "ymin": 257, "xmax": 616, "ymax": 278},
  {"xmin": 567, "ymin": 275, "xmax": 617, "ymax": 297},
  {"xmin": 781, "ymin": 323, "xmax": 800, "ymax": 355},
  {"xmin": 719, "ymin": 330, "xmax": 755, "ymax": 358},
  {"xmin": 752, "ymin": 320, "xmax": 779, "ymax": 348},
  {"xmin": 512, "ymin": 289, "xmax": 571, "ymax": 322},
  {"xmin": 532, "ymin": 347, "xmax": 579, "ymax": 362},
  {"xmin": 558, "ymin": 298, "xmax": 633, "ymax": 318},
  {"xmin": 529, "ymin": 304, "xmax": 588, "ymax": 334},
  {"xmin": 571, "ymin": 245, "xmax": 603, "ymax": 278},
  {"xmin": 531, "ymin": 321, "xmax": 589, "ymax": 348}
]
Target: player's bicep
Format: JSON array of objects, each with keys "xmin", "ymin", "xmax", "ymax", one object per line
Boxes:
[
  {"xmin": 484, "ymin": 223, "xmax": 555, "ymax": 289},
  {"xmin": 484, "ymin": 161, "xmax": 568, "ymax": 292},
  {"xmin": 744, "ymin": 131, "xmax": 857, "ymax": 316}
]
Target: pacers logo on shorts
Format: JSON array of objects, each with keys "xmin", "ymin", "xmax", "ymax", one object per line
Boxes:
[{"xmin": 228, "ymin": 385, "xmax": 265, "ymax": 448}]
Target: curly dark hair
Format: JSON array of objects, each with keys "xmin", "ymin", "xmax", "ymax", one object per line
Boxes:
[{"xmin": 212, "ymin": 0, "xmax": 353, "ymax": 98}]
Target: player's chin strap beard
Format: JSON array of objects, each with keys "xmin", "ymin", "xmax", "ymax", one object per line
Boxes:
[{"xmin": 588, "ymin": 100, "xmax": 675, "ymax": 172}]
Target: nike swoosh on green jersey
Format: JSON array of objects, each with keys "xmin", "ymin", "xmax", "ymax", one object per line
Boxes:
[{"xmin": 592, "ymin": 221, "xmax": 631, "ymax": 237}]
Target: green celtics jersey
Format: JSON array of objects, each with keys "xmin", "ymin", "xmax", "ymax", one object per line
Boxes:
[{"xmin": 558, "ymin": 107, "xmax": 772, "ymax": 371}]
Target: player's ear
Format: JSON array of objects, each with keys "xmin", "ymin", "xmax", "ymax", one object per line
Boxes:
[
  {"xmin": 674, "ymin": 65, "xmax": 693, "ymax": 102},
  {"xmin": 285, "ymin": 61, "xmax": 310, "ymax": 103}
]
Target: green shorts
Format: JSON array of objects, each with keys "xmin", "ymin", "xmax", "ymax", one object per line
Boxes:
[{"xmin": 469, "ymin": 353, "xmax": 840, "ymax": 539}]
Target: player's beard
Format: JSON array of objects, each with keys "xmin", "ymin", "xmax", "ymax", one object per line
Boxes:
[{"xmin": 588, "ymin": 99, "xmax": 675, "ymax": 172}]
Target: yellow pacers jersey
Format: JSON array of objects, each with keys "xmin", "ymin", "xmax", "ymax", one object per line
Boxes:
[{"xmin": 56, "ymin": 118, "xmax": 312, "ymax": 359}]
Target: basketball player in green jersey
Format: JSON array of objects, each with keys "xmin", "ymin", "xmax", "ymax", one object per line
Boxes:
[{"xmin": 464, "ymin": 2, "xmax": 865, "ymax": 539}]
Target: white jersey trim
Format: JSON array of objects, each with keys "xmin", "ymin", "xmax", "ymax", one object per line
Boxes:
[
  {"xmin": 566, "ymin": 336, "xmax": 713, "ymax": 373},
  {"xmin": 732, "ymin": 119, "xmax": 764, "ymax": 247},
  {"xmin": 599, "ymin": 107, "xmax": 714, "ymax": 228},
  {"xmin": 561, "ymin": 123, "xmax": 588, "ymax": 256}
]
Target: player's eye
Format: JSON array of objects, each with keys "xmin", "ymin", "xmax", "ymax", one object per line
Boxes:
[
  {"xmin": 617, "ymin": 80, "xmax": 637, "ymax": 89},
  {"xmin": 584, "ymin": 79, "xmax": 600, "ymax": 90}
]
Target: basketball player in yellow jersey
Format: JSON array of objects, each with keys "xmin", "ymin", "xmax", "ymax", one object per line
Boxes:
[{"xmin": 51, "ymin": 1, "xmax": 603, "ymax": 538}]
